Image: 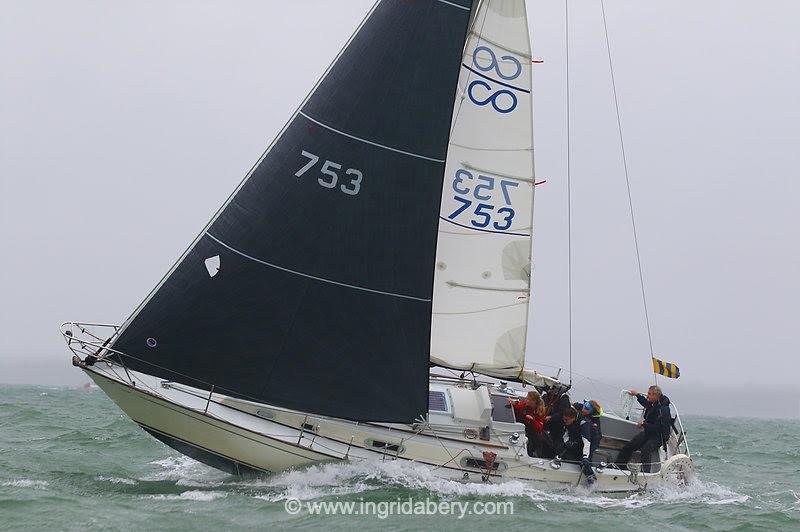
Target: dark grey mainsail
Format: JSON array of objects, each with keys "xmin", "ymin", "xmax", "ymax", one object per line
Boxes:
[{"xmin": 109, "ymin": 0, "xmax": 474, "ymax": 422}]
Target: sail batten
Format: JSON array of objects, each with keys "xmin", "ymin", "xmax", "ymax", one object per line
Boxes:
[
  {"xmin": 458, "ymin": 162, "xmax": 534, "ymax": 182},
  {"xmin": 297, "ymin": 112, "xmax": 447, "ymax": 163},
  {"xmin": 206, "ymin": 233, "xmax": 432, "ymax": 302},
  {"xmin": 438, "ymin": 216, "xmax": 531, "ymax": 237},
  {"xmin": 437, "ymin": 0, "xmax": 471, "ymax": 11}
]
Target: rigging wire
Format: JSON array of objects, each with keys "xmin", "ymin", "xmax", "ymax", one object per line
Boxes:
[
  {"xmin": 599, "ymin": 0, "xmax": 657, "ymax": 384},
  {"xmin": 565, "ymin": 0, "xmax": 573, "ymax": 386}
]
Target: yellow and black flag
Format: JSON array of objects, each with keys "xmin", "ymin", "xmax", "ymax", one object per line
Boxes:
[{"xmin": 652, "ymin": 357, "xmax": 680, "ymax": 379}]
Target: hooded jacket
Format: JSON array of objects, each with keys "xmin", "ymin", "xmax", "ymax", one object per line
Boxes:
[
  {"xmin": 572, "ymin": 402, "xmax": 603, "ymax": 461},
  {"xmin": 636, "ymin": 393, "xmax": 672, "ymax": 440}
]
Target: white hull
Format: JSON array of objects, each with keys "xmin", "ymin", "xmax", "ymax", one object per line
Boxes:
[{"xmin": 80, "ymin": 361, "xmax": 693, "ymax": 493}]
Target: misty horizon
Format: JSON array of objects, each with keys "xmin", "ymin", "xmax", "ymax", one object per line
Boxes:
[{"xmin": 2, "ymin": 2, "xmax": 799, "ymax": 420}]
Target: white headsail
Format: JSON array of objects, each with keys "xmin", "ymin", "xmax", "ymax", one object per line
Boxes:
[{"xmin": 431, "ymin": 0, "xmax": 541, "ymax": 383}]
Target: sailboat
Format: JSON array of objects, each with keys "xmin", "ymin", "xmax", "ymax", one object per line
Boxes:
[{"xmin": 63, "ymin": 0, "xmax": 692, "ymax": 492}]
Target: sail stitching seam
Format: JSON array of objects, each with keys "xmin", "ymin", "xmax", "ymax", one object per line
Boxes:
[
  {"xmin": 206, "ymin": 233, "xmax": 431, "ymax": 302},
  {"xmin": 449, "ymin": 142, "xmax": 532, "ymax": 152},
  {"xmin": 445, "ymin": 280, "xmax": 528, "ymax": 293},
  {"xmin": 298, "ymin": 112, "xmax": 445, "ymax": 163}
]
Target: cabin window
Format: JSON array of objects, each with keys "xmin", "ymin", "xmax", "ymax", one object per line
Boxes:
[
  {"xmin": 489, "ymin": 395, "xmax": 516, "ymax": 423},
  {"xmin": 365, "ymin": 439, "xmax": 404, "ymax": 454},
  {"xmin": 428, "ymin": 390, "xmax": 449, "ymax": 412},
  {"xmin": 460, "ymin": 457, "xmax": 507, "ymax": 471}
]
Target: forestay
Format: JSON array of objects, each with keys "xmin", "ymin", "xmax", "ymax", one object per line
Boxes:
[
  {"xmin": 106, "ymin": 0, "xmax": 474, "ymax": 423},
  {"xmin": 431, "ymin": 0, "xmax": 538, "ymax": 383}
]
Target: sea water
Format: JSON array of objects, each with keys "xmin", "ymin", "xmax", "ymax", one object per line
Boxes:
[{"xmin": 1, "ymin": 385, "xmax": 798, "ymax": 530}]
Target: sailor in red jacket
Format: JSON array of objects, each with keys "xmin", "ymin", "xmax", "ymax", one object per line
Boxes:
[{"xmin": 509, "ymin": 391, "xmax": 552, "ymax": 457}]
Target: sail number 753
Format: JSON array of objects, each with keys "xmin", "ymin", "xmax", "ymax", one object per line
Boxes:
[
  {"xmin": 447, "ymin": 168, "xmax": 518, "ymax": 231},
  {"xmin": 295, "ymin": 150, "xmax": 362, "ymax": 196}
]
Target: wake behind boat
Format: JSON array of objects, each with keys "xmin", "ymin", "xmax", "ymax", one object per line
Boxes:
[{"xmin": 63, "ymin": 0, "xmax": 692, "ymax": 492}]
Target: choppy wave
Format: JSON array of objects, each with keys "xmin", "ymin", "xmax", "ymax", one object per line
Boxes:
[
  {"xmin": 136, "ymin": 436, "xmax": 751, "ymax": 510},
  {"xmin": 94, "ymin": 476, "xmax": 138, "ymax": 485},
  {"xmin": 1, "ymin": 479, "xmax": 50, "ymax": 489},
  {"xmin": 1, "ymin": 385, "xmax": 797, "ymax": 529},
  {"xmin": 141, "ymin": 490, "xmax": 228, "ymax": 502},
  {"xmin": 142, "ymin": 455, "xmax": 227, "ymax": 487}
]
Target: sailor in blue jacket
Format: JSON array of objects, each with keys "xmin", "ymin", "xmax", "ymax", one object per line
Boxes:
[
  {"xmin": 615, "ymin": 385, "xmax": 672, "ymax": 473},
  {"xmin": 564, "ymin": 400, "xmax": 603, "ymax": 484}
]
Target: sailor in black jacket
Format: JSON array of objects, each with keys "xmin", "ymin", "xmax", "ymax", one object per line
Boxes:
[
  {"xmin": 615, "ymin": 385, "xmax": 672, "ymax": 473},
  {"xmin": 557, "ymin": 401, "xmax": 603, "ymax": 484},
  {"xmin": 544, "ymin": 393, "xmax": 572, "ymax": 457},
  {"xmin": 559, "ymin": 406, "xmax": 583, "ymax": 462}
]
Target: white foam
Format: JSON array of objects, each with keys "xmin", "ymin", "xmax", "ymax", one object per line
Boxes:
[
  {"xmin": 791, "ymin": 490, "xmax": 800, "ymax": 508},
  {"xmin": 1, "ymin": 479, "xmax": 49, "ymax": 489},
  {"xmin": 254, "ymin": 484, "xmax": 378, "ymax": 502},
  {"xmin": 241, "ymin": 459, "xmax": 390, "ymax": 501},
  {"xmin": 238, "ymin": 458, "xmax": 748, "ymax": 509},
  {"xmin": 142, "ymin": 490, "xmax": 227, "ymax": 502},
  {"xmin": 140, "ymin": 453, "xmax": 748, "ymax": 510},
  {"xmin": 175, "ymin": 477, "xmax": 224, "ymax": 488},
  {"xmin": 143, "ymin": 455, "xmax": 228, "ymax": 485},
  {"xmin": 645, "ymin": 479, "xmax": 749, "ymax": 507},
  {"xmin": 95, "ymin": 476, "xmax": 137, "ymax": 485}
]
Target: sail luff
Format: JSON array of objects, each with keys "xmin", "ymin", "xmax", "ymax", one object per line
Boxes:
[{"xmin": 520, "ymin": 0, "xmax": 537, "ymax": 380}]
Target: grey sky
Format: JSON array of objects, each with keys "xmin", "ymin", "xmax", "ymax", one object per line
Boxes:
[{"xmin": 1, "ymin": 2, "xmax": 798, "ymax": 417}]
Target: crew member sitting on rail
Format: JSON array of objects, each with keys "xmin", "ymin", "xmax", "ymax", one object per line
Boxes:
[{"xmin": 615, "ymin": 385, "xmax": 672, "ymax": 473}]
